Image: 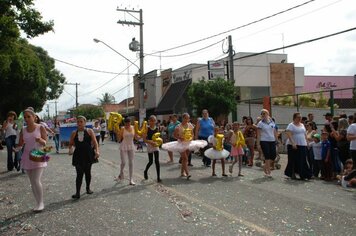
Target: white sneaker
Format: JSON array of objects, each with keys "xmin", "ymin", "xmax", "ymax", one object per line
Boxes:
[{"xmin": 341, "ymin": 176, "xmax": 348, "ymax": 188}]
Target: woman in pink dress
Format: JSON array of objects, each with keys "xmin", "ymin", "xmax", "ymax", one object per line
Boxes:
[
  {"xmin": 17, "ymin": 107, "xmax": 48, "ymax": 212},
  {"xmin": 116, "ymin": 117, "xmax": 137, "ymax": 185}
]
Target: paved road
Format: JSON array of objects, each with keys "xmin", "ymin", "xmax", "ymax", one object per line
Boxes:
[{"xmin": 0, "ymin": 140, "xmax": 355, "ymax": 235}]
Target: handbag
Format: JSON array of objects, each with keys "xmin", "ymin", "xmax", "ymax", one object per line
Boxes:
[{"xmin": 91, "ymin": 148, "xmax": 99, "ymax": 164}]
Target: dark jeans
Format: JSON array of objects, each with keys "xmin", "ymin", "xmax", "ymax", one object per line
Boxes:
[
  {"xmin": 100, "ymin": 131, "xmax": 106, "ymax": 142},
  {"xmin": 199, "ymin": 136, "xmax": 210, "ymax": 166},
  {"xmin": 350, "ymin": 150, "xmax": 356, "ymax": 170},
  {"xmin": 75, "ymin": 164, "xmax": 92, "ymax": 194},
  {"xmin": 6, "ymin": 135, "xmax": 19, "ymax": 171},
  {"xmin": 54, "ymin": 134, "xmax": 60, "ymax": 152},
  {"xmin": 313, "ymin": 159, "xmax": 323, "ymax": 178},
  {"xmin": 145, "ymin": 151, "xmax": 160, "ymax": 179}
]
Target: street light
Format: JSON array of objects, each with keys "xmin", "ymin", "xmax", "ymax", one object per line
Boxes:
[{"xmin": 93, "ymin": 38, "xmax": 140, "ymax": 72}]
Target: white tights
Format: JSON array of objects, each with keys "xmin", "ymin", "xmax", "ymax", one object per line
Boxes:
[
  {"xmin": 120, "ymin": 150, "xmax": 134, "ymax": 182},
  {"xmin": 27, "ymin": 168, "xmax": 44, "ymax": 211}
]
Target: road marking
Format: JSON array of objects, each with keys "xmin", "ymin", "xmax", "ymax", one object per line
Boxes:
[{"xmin": 100, "ymin": 157, "xmax": 274, "ymax": 235}]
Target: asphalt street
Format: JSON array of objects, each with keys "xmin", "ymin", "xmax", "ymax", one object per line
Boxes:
[{"xmin": 0, "ymin": 139, "xmax": 355, "ymax": 236}]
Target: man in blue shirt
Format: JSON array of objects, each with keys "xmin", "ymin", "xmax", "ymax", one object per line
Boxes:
[{"xmin": 195, "ymin": 109, "xmax": 215, "ymax": 167}]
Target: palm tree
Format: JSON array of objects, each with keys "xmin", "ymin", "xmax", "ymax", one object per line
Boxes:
[{"xmin": 98, "ymin": 92, "xmax": 115, "ymax": 105}]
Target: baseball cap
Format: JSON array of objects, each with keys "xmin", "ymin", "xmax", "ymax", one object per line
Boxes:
[{"xmin": 313, "ymin": 133, "xmax": 320, "ymax": 140}]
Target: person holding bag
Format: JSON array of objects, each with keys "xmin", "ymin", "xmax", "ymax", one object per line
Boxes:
[
  {"xmin": 69, "ymin": 116, "xmax": 100, "ymax": 199},
  {"xmin": 16, "ymin": 107, "xmax": 48, "ymax": 212}
]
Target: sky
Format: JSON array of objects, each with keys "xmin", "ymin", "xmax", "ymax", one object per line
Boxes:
[{"xmin": 29, "ymin": 0, "xmax": 356, "ymax": 117}]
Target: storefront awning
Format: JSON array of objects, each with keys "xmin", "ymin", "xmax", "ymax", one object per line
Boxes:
[{"xmin": 155, "ymin": 79, "xmax": 191, "ymax": 115}]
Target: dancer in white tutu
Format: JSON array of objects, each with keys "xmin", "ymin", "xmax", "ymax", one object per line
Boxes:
[
  {"xmin": 162, "ymin": 113, "xmax": 207, "ymax": 179},
  {"xmin": 205, "ymin": 126, "xmax": 229, "ymax": 177}
]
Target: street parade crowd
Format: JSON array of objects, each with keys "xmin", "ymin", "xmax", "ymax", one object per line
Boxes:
[{"xmin": 1, "ymin": 107, "xmax": 356, "ymax": 212}]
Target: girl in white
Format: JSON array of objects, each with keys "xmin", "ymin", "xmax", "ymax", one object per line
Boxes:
[{"xmin": 116, "ymin": 117, "xmax": 137, "ymax": 185}]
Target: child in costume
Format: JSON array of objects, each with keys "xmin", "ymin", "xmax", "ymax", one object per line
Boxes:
[
  {"xmin": 205, "ymin": 126, "xmax": 229, "ymax": 177},
  {"xmin": 143, "ymin": 115, "xmax": 161, "ymax": 183},
  {"xmin": 229, "ymin": 122, "xmax": 245, "ymax": 176},
  {"xmin": 162, "ymin": 113, "xmax": 207, "ymax": 179}
]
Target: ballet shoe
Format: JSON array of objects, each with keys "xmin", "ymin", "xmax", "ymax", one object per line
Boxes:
[
  {"xmin": 186, "ymin": 175, "xmax": 191, "ymax": 180},
  {"xmin": 86, "ymin": 189, "xmax": 93, "ymax": 194},
  {"xmin": 157, "ymin": 178, "xmax": 162, "ymax": 183},
  {"xmin": 72, "ymin": 193, "xmax": 80, "ymax": 199},
  {"xmin": 144, "ymin": 171, "xmax": 148, "ymax": 180}
]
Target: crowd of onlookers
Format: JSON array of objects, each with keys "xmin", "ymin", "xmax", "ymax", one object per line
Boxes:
[{"xmin": 2, "ymin": 109, "xmax": 355, "ymax": 189}]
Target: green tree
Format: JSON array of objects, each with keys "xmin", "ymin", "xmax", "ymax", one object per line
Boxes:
[
  {"xmin": 0, "ymin": 0, "xmax": 66, "ymax": 120},
  {"xmin": 98, "ymin": 93, "xmax": 116, "ymax": 105},
  {"xmin": 73, "ymin": 105, "xmax": 104, "ymax": 121},
  {"xmin": 188, "ymin": 78, "xmax": 237, "ymax": 119}
]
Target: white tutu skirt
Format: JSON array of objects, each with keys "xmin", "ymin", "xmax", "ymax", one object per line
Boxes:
[
  {"xmin": 204, "ymin": 148, "xmax": 230, "ymax": 160},
  {"xmin": 162, "ymin": 140, "xmax": 208, "ymax": 153}
]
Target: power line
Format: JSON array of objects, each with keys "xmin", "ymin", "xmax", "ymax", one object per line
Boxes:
[
  {"xmin": 79, "ymin": 58, "xmax": 140, "ymax": 97},
  {"xmin": 233, "ymin": 26, "xmax": 356, "ymax": 61},
  {"xmin": 54, "ymin": 58, "xmax": 135, "ymax": 75},
  {"xmin": 149, "ymin": 0, "xmax": 316, "ymax": 55},
  {"xmin": 145, "ymin": 39, "xmax": 224, "ymax": 58}
]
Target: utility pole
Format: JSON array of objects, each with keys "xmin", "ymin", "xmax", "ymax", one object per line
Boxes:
[
  {"xmin": 228, "ymin": 35, "xmax": 237, "ymax": 121},
  {"xmin": 54, "ymin": 100, "xmax": 58, "ymax": 118},
  {"xmin": 228, "ymin": 35, "xmax": 234, "ymax": 82},
  {"xmin": 117, "ymin": 8, "xmax": 144, "ymax": 112},
  {"xmin": 65, "ymin": 83, "xmax": 80, "ymax": 108},
  {"xmin": 49, "ymin": 101, "xmax": 58, "ymax": 118},
  {"xmin": 46, "ymin": 104, "xmax": 50, "ymax": 119}
]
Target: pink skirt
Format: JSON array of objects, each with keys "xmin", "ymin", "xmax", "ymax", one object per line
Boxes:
[{"xmin": 230, "ymin": 146, "xmax": 244, "ymax": 157}]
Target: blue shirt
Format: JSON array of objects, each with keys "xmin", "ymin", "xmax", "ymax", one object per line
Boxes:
[
  {"xmin": 321, "ymin": 140, "xmax": 330, "ymax": 160},
  {"xmin": 198, "ymin": 117, "xmax": 214, "ymax": 138}
]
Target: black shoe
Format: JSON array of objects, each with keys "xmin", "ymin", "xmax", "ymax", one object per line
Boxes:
[
  {"xmin": 86, "ymin": 189, "xmax": 93, "ymax": 194},
  {"xmin": 188, "ymin": 164, "xmax": 193, "ymax": 167},
  {"xmin": 72, "ymin": 194, "xmax": 80, "ymax": 199},
  {"xmin": 157, "ymin": 178, "xmax": 162, "ymax": 183},
  {"xmin": 144, "ymin": 171, "xmax": 148, "ymax": 180}
]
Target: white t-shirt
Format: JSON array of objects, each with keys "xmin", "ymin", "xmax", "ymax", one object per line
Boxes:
[
  {"xmin": 100, "ymin": 122, "xmax": 107, "ymax": 132},
  {"xmin": 347, "ymin": 123, "xmax": 356, "ymax": 150},
  {"xmin": 310, "ymin": 141, "xmax": 322, "ymax": 160},
  {"xmin": 257, "ymin": 119, "xmax": 276, "ymax": 142},
  {"xmin": 4, "ymin": 122, "xmax": 17, "ymax": 138},
  {"xmin": 285, "ymin": 122, "xmax": 307, "ymax": 146}
]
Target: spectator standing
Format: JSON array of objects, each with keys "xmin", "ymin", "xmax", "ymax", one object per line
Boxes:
[
  {"xmin": 256, "ymin": 109, "xmax": 278, "ymax": 177},
  {"xmin": 347, "ymin": 113, "xmax": 356, "ymax": 169},
  {"xmin": 307, "ymin": 113, "xmax": 318, "ymax": 130},
  {"xmin": 3, "ymin": 111, "xmax": 19, "ymax": 171},
  {"xmin": 166, "ymin": 114, "xmax": 180, "ymax": 163},
  {"xmin": 93, "ymin": 120, "xmax": 101, "ymax": 145},
  {"xmin": 100, "ymin": 119, "xmax": 107, "ymax": 144},
  {"xmin": 195, "ymin": 109, "xmax": 215, "ymax": 167},
  {"xmin": 284, "ymin": 112, "xmax": 312, "ymax": 180},
  {"xmin": 243, "ymin": 116, "xmax": 257, "ymax": 166},
  {"xmin": 53, "ymin": 120, "xmax": 61, "ymax": 154}
]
